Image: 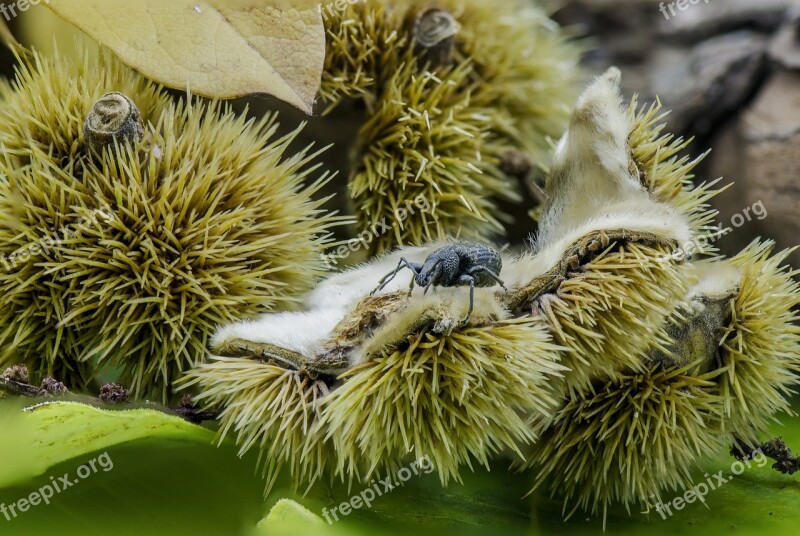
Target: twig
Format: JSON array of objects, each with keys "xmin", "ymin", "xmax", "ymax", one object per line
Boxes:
[
  {"xmin": 170, "ymin": 405, "xmax": 221, "ymax": 424},
  {"xmin": 0, "ymin": 376, "xmax": 43, "ymax": 397},
  {"xmin": 0, "ymin": 366, "xmax": 220, "ymax": 424},
  {"xmin": 732, "ymin": 436, "xmax": 800, "ymax": 475}
]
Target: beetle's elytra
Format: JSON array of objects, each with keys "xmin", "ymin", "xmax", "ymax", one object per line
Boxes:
[{"xmin": 372, "ymin": 242, "xmax": 507, "ymax": 323}]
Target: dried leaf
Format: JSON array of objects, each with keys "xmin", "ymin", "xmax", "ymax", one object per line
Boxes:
[{"xmin": 45, "ymin": 0, "xmax": 324, "ymax": 113}]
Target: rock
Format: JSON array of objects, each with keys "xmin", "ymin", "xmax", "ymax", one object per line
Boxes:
[
  {"xmin": 708, "ymin": 70, "xmax": 800, "ymax": 265},
  {"xmin": 741, "ymin": 70, "xmax": 800, "ymax": 142},
  {"xmin": 556, "ymin": 4, "xmax": 771, "ymax": 137},
  {"xmin": 657, "ymin": 0, "xmax": 790, "ymax": 42},
  {"xmin": 576, "ymin": 31, "xmax": 769, "ymax": 137},
  {"xmin": 769, "ymin": 8, "xmax": 800, "ymax": 70},
  {"xmin": 558, "ymin": 0, "xmax": 800, "ymax": 267},
  {"xmin": 649, "ymin": 31, "xmax": 769, "ymax": 136}
]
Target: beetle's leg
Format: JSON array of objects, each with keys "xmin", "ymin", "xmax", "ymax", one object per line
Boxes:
[
  {"xmin": 457, "ymin": 274, "xmax": 475, "ymax": 324},
  {"xmin": 468, "ymin": 266, "xmax": 507, "ymax": 291},
  {"xmin": 404, "ymin": 260, "xmax": 426, "ymax": 297},
  {"xmin": 531, "ymin": 292, "xmax": 558, "ymax": 318},
  {"xmin": 423, "ymin": 260, "xmax": 443, "ymax": 295},
  {"xmin": 407, "ymin": 273, "xmax": 415, "ymax": 297},
  {"xmin": 372, "ymin": 258, "xmax": 420, "ymax": 295}
]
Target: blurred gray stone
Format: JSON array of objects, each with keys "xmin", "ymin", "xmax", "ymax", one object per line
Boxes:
[
  {"xmin": 769, "ymin": 8, "xmax": 800, "ymax": 70},
  {"xmin": 649, "ymin": 31, "xmax": 768, "ymax": 136},
  {"xmin": 556, "ymin": 0, "xmax": 800, "ymax": 265},
  {"xmin": 708, "ymin": 70, "xmax": 800, "ymax": 265},
  {"xmin": 657, "ymin": 0, "xmax": 792, "ymax": 42}
]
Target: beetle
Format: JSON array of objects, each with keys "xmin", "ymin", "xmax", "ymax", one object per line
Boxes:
[{"xmin": 371, "ymin": 242, "xmax": 507, "ymax": 323}]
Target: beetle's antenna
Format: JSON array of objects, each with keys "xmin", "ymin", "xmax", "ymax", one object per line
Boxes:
[{"xmin": 372, "ymin": 257, "xmax": 416, "ymax": 295}]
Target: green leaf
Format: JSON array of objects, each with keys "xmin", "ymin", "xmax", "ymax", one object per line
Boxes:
[
  {"xmin": 532, "ymin": 412, "xmax": 800, "ymax": 536},
  {"xmin": 0, "ymin": 400, "xmax": 214, "ymax": 488},
  {"xmin": 0, "ymin": 399, "xmax": 40, "ymax": 488},
  {"xmin": 0, "ymin": 400, "xmax": 798, "ymax": 536},
  {"xmin": 261, "ymin": 412, "xmax": 800, "ymax": 536},
  {"xmin": 251, "ymin": 500, "xmax": 329, "ymax": 536},
  {"xmin": 0, "ymin": 400, "xmax": 266, "ymax": 536},
  {"xmin": 260, "ymin": 499, "xmax": 324, "ymax": 527}
]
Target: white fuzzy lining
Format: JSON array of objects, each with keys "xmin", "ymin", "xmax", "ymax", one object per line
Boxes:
[{"xmin": 210, "ymin": 68, "xmax": 695, "ymax": 361}]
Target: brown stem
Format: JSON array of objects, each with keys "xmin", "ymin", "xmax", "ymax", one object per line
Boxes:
[
  {"xmin": 0, "ymin": 368, "xmax": 219, "ymax": 424},
  {"xmin": 170, "ymin": 406, "xmax": 221, "ymax": 424},
  {"xmin": 0, "ymin": 376, "xmax": 43, "ymax": 397},
  {"xmin": 732, "ymin": 436, "xmax": 800, "ymax": 475}
]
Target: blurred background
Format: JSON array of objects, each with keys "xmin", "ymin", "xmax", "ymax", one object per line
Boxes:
[{"xmin": 554, "ymin": 0, "xmax": 800, "ymax": 266}]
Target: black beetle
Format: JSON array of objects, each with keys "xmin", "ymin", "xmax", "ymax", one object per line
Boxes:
[{"xmin": 371, "ymin": 242, "xmax": 507, "ymax": 323}]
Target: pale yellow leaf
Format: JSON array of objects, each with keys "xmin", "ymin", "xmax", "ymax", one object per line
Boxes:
[
  {"xmin": 18, "ymin": 7, "xmax": 99, "ymax": 56},
  {"xmin": 45, "ymin": 0, "xmax": 325, "ymax": 114}
]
